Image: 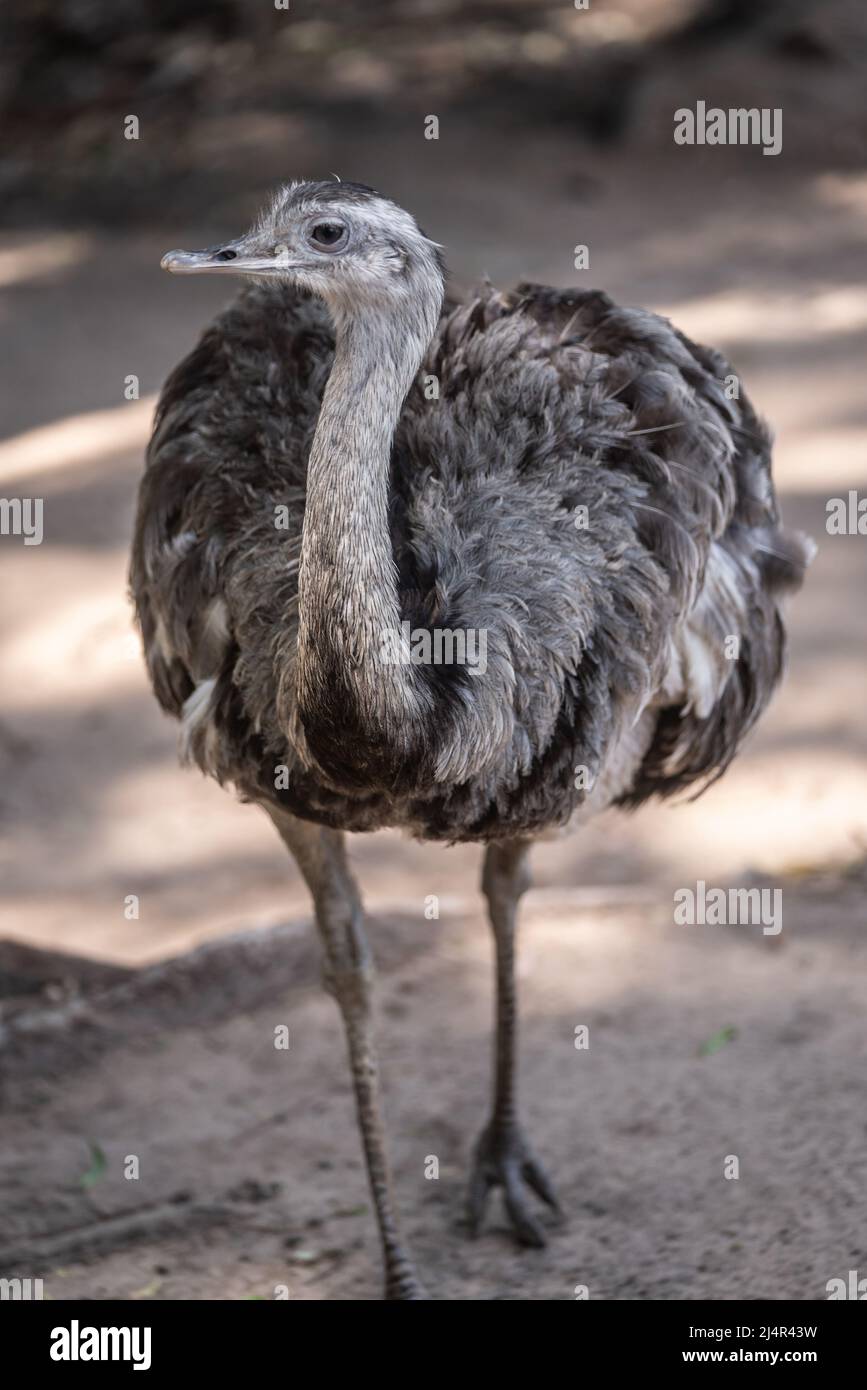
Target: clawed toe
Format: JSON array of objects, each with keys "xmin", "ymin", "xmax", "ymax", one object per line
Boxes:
[{"xmin": 466, "ymin": 1124, "xmax": 561, "ymax": 1247}]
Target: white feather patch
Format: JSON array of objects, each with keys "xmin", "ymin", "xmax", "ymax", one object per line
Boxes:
[{"xmin": 180, "ymin": 677, "xmax": 218, "ymax": 771}]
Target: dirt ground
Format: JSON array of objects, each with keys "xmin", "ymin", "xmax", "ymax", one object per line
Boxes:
[
  {"xmin": 2, "ymin": 869, "xmax": 866, "ymax": 1301},
  {"xmin": 1, "ymin": 110, "xmax": 867, "ymax": 1299}
]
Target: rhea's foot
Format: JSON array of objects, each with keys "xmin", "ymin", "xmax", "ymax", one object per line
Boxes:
[{"xmin": 466, "ymin": 1122, "xmax": 562, "ymax": 1248}]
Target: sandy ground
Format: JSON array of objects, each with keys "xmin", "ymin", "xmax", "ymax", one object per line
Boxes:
[{"xmin": 1, "ymin": 121, "xmax": 866, "ymax": 1299}]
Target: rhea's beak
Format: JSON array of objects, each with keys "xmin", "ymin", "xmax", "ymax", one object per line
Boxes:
[{"xmin": 160, "ymin": 242, "xmax": 300, "ymax": 275}]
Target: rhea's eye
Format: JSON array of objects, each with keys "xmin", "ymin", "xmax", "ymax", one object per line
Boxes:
[{"xmin": 308, "ymin": 221, "xmax": 348, "ymax": 250}]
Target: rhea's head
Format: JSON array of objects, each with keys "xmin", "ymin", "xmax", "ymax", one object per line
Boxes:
[{"xmin": 161, "ymin": 180, "xmax": 445, "ymax": 321}]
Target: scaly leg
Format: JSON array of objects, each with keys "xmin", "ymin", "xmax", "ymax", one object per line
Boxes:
[
  {"xmin": 467, "ymin": 838, "xmax": 561, "ymax": 1247},
  {"xmin": 266, "ymin": 807, "xmax": 428, "ymax": 1299}
]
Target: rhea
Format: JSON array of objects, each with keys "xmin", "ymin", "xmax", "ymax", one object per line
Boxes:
[{"xmin": 131, "ymin": 180, "xmax": 809, "ymax": 1299}]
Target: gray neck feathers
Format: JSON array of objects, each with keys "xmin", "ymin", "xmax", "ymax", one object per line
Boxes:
[{"xmin": 295, "ymin": 265, "xmax": 443, "ymax": 764}]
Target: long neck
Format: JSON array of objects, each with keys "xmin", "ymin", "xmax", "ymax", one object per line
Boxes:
[{"xmin": 295, "ymin": 287, "xmax": 440, "ymax": 780}]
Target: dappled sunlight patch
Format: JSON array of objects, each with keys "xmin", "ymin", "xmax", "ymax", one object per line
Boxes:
[
  {"xmin": 0, "ymin": 232, "xmax": 91, "ymax": 289},
  {"xmin": 815, "ymin": 172, "xmax": 867, "ymax": 218},
  {"xmin": 94, "ymin": 763, "xmax": 281, "ymax": 877},
  {"xmin": 774, "ymin": 427, "xmax": 867, "ymax": 490},
  {"xmin": 0, "ymin": 396, "xmax": 156, "ymax": 484},
  {"xmin": 764, "ymin": 659, "xmax": 867, "ymax": 737},
  {"xmin": 624, "ymin": 751, "xmax": 867, "ymax": 881},
  {"xmin": 656, "ymin": 286, "xmax": 867, "ymax": 347},
  {"xmin": 0, "ymin": 887, "xmax": 304, "ymax": 968},
  {"xmin": 0, "ymin": 585, "xmax": 143, "ymax": 705}
]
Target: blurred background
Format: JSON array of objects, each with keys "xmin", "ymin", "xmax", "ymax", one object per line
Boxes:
[{"xmin": 1, "ymin": 0, "xmax": 866, "ymax": 1301}]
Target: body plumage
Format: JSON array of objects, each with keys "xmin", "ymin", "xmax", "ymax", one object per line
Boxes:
[{"xmin": 134, "ymin": 271, "xmax": 806, "ymax": 838}]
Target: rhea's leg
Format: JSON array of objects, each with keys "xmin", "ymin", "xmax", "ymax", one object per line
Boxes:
[
  {"xmin": 266, "ymin": 806, "xmax": 428, "ymax": 1299},
  {"xmin": 466, "ymin": 838, "xmax": 561, "ymax": 1247}
]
